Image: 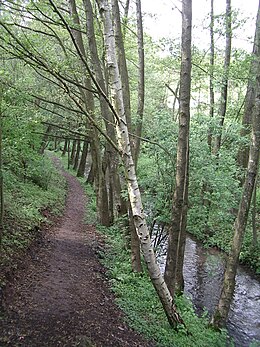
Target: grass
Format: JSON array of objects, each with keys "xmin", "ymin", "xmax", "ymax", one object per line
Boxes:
[
  {"xmin": 96, "ymin": 223, "xmax": 231, "ymax": 347},
  {"xmin": 0, "ymin": 154, "xmax": 66, "ymax": 285}
]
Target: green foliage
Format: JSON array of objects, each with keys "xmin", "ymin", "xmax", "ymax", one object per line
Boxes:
[
  {"xmin": 0, "ymin": 155, "xmax": 66, "ymax": 283},
  {"xmin": 188, "ymin": 116, "xmax": 242, "ymax": 240},
  {"xmin": 239, "ymin": 228, "xmax": 260, "ymax": 274},
  {"xmin": 98, "ymin": 223, "xmax": 230, "ymax": 347},
  {"xmin": 137, "ymin": 110, "xmax": 260, "ymax": 272}
]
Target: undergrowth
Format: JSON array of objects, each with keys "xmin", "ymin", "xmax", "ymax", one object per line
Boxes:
[
  {"xmin": 0, "ymin": 154, "xmax": 66, "ymax": 285},
  {"xmin": 96, "ymin": 223, "xmax": 231, "ymax": 347}
]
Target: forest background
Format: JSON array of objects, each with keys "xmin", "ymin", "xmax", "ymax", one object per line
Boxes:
[{"xmin": 0, "ymin": 0, "xmax": 259, "ymax": 346}]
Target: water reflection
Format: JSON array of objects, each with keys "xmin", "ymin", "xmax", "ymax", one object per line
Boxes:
[{"xmin": 158, "ymin": 236, "xmax": 260, "ymax": 347}]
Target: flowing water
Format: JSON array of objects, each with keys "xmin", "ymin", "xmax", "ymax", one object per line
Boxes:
[{"xmin": 158, "ymin": 236, "xmax": 260, "ymax": 347}]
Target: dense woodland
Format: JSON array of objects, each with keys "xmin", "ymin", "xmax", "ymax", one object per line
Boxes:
[{"xmin": 0, "ymin": 0, "xmax": 259, "ymax": 346}]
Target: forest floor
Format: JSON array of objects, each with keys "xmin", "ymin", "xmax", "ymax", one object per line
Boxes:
[{"xmin": 0, "ymin": 157, "xmax": 154, "ymax": 347}]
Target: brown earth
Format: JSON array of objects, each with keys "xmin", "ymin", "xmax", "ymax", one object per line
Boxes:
[{"xmin": 0, "ymin": 158, "xmax": 154, "ymax": 347}]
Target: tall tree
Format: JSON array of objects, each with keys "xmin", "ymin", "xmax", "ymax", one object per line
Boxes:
[
  {"xmin": 73, "ymin": 139, "xmax": 81, "ymax": 170},
  {"xmin": 133, "ymin": 0, "xmax": 145, "ymax": 167},
  {"xmin": 68, "ymin": 0, "xmax": 110, "ymax": 226},
  {"xmin": 96, "ymin": 0, "xmax": 184, "ymax": 328},
  {"xmin": 0, "ymin": 85, "xmax": 3, "ymax": 246},
  {"xmin": 164, "ymin": 0, "xmax": 192, "ymax": 295},
  {"xmin": 237, "ymin": 1, "xmax": 260, "ymax": 176},
  {"xmin": 111, "ymin": 0, "xmax": 142, "ymax": 272},
  {"xmin": 77, "ymin": 139, "xmax": 88, "ymax": 177},
  {"xmin": 84, "ymin": 0, "xmax": 130, "ymax": 227},
  {"xmin": 211, "ymin": 2, "xmax": 260, "ymax": 326},
  {"xmin": 213, "ymin": 0, "xmax": 232, "ymax": 155},
  {"xmin": 208, "ymin": 0, "xmax": 215, "ymax": 150},
  {"xmin": 112, "ymin": 0, "xmax": 131, "ymax": 131}
]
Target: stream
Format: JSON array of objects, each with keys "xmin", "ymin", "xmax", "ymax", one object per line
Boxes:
[{"xmin": 158, "ymin": 236, "xmax": 260, "ymax": 347}]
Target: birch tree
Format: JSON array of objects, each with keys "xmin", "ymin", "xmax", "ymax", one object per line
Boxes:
[
  {"xmin": 111, "ymin": 0, "xmax": 142, "ymax": 272},
  {"xmin": 96, "ymin": 0, "xmax": 184, "ymax": 328}
]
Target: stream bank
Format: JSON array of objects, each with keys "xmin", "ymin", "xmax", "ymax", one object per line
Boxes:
[{"xmin": 158, "ymin": 235, "xmax": 260, "ymax": 347}]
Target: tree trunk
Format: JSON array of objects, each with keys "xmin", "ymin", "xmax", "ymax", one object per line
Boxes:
[
  {"xmin": 122, "ymin": 0, "xmax": 130, "ymax": 38},
  {"xmin": 40, "ymin": 124, "xmax": 52, "ymax": 154},
  {"xmin": 133, "ymin": 0, "xmax": 145, "ymax": 167},
  {"xmin": 67, "ymin": 140, "xmax": 71, "ymax": 170},
  {"xmin": 87, "ymin": 162, "xmax": 94, "ymax": 185},
  {"xmin": 110, "ymin": 0, "xmax": 142, "ymax": 271},
  {"xmin": 54, "ymin": 136, "xmax": 58, "ymax": 151},
  {"xmin": 73, "ymin": 139, "xmax": 81, "ymax": 171},
  {"xmin": 213, "ymin": 0, "xmax": 231, "ymax": 155},
  {"xmin": 164, "ymin": 0, "xmax": 192, "ymax": 296},
  {"xmin": 211, "ymin": 9, "xmax": 260, "ymax": 325},
  {"xmin": 97, "ymin": 0, "xmax": 184, "ymax": 328},
  {"xmin": 69, "ymin": 139, "xmax": 77, "ymax": 166},
  {"xmin": 0, "ymin": 95, "xmax": 3, "ymax": 246},
  {"xmin": 208, "ymin": 0, "xmax": 215, "ymax": 150},
  {"xmin": 252, "ymin": 177, "xmax": 258, "ymax": 247},
  {"xmin": 129, "ymin": 206, "xmax": 142, "ymax": 272},
  {"xmin": 237, "ymin": 1, "xmax": 260, "ymax": 180},
  {"xmin": 69, "ymin": 0, "xmax": 110, "ymax": 226},
  {"xmin": 84, "ymin": 0, "xmax": 120, "ymax": 223},
  {"xmin": 112, "ymin": 0, "xmax": 132, "ymax": 131},
  {"xmin": 77, "ymin": 140, "xmax": 88, "ymax": 177},
  {"xmin": 62, "ymin": 138, "xmax": 68, "ymax": 156}
]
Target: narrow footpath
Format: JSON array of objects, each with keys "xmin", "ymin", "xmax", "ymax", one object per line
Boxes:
[{"xmin": 0, "ymin": 158, "xmax": 153, "ymax": 347}]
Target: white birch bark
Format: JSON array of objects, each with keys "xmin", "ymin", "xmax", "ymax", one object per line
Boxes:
[{"xmin": 96, "ymin": 0, "xmax": 184, "ymax": 328}]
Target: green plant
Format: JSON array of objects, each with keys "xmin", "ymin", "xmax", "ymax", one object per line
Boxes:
[
  {"xmin": 96, "ymin": 222, "xmax": 230, "ymax": 347},
  {"xmin": 0, "ymin": 155, "xmax": 66, "ymax": 284}
]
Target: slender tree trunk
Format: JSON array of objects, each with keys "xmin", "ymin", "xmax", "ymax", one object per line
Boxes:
[
  {"xmin": 77, "ymin": 139, "xmax": 89, "ymax": 177},
  {"xmin": 122, "ymin": 0, "xmax": 130, "ymax": 38},
  {"xmin": 67, "ymin": 140, "xmax": 71, "ymax": 170},
  {"xmin": 134, "ymin": 0, "xmax": 145, "ymax": 167},
  {"xmin": 70, "ymin": 139, "xmax": 77, "ymax": 165},
  {"xmin": 252, "ymin": 177, "xmax": 258, "ymax": 247},
  {"xmin": 40, "ymin": 124, "xmax": 52, "ymax": 154},
  {"xmin": 129, "ymin": 205, "xmax": 142, "ymax": 272},
  {"xmin": 84, "ymin": 0, "xmax": 120, "ymax": 223},
  {"xmin": 54, "ymin": 137, "xmax": 58, "ymax": 151},
  {"xmin": 111, "ymin": 0, "xmax": 142, "ymax": 271},
  {"xmin": 208, "ymin": 0, "xmax": 215, "ymax": 150},
  {"xmin": 112, "ymin": 0, "xmax": 131, "ymax": 131},
  {"xmin": 62, "ymin": 138, "xmax": 68, "ymax": 156},
  {"xmin": 73, "ymin": 139, "xmax": 81, "ymax": 170},
  {"xmin": 0, "ymin": 94, "xmax": 3, "ymax": 246},
  {"xmin": 237, "ymin": 1, "xmax": 260, "ymax": 180},
  {"xmin": 211, "ymin": 10, "xmax": 260, "ymax": 325},
  {"xmin": 213, "ymin": 0, "xmax": 231, "ymax": 155},
  {"xmin": 87, "ymin": 162, "xmax": 94, "ymax": 184},
  {"xmin": 69, "ymin": 0, "xmax": 110, "ymax": 226},
  {"xmin": 164, "ymin": 0, "xmax": 192, "ymax": 296},
  {"xmin": 97, "ymin": 0, "xmax": 184, "ymax": 328}
]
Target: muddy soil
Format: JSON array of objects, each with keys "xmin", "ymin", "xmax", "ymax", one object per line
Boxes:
[{"xmin": 0, "ymin": 158, "xmax": 154, "ymax": 347}]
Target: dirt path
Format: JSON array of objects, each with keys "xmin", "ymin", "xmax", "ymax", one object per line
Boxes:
[{"xmin": 0, "ymin": 158, "xmax": 153, "ymax": 347}]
